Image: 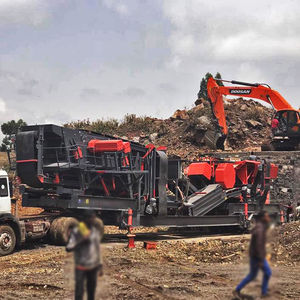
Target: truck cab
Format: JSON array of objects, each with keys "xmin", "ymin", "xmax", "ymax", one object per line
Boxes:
[
  {"xmin": 0, "ymin": 167, "xmax": 77, "ymax": 256},
  {"xmin": 0, "ymin": 170, "xmax": 11, "ymax": 214},
  {"xmin": 0, "ymin": 169, "xmax": 22, "ymax": 256}
]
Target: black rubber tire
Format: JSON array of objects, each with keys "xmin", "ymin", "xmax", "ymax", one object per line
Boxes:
[
  {"xmin": 50, "ymin": 217, "xmax": 79, "ymax": 246},
  {"xmin": 0, "ymin": 225, "xmax": 16, "ymax": 256},
  {"xmin": 58, "ymin": 217, "xmax": 79, "ymax": 245},
  {"xmin": 94, "ymin": 218, "xmax": 104, "ymax": 240},
  {"xmin": 49, "ymin": 217, "xmax": 62, "ymax": 244},
  {"xmin": 269, "ymin": 142, "xmax": 276, "ymax": 151},
  {"xmin": 261, "ymin": 143, "xmax": 271, "ymax": 151}
]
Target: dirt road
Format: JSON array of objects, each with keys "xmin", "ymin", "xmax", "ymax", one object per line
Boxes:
[{"xmin": 0, "ymin": 236, "xmax": 299, "ymax": 300}]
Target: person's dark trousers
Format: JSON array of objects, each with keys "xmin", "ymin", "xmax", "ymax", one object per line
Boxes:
[
  {"xmin": 236, "ymin": 257, "xmax": 272, "ymax": 296},
  {"xmin": 75, "ymin": 267, "xmax": 98, "ymax": 300}
]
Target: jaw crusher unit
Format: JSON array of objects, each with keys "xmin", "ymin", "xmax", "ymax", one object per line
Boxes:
[{"xmin": 16, "ymin": 124, "xmax": 280, "ymax": 228}]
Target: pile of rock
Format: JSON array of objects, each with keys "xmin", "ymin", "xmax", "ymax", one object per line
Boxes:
[
  {"xmin": 66, "ymin": 96, "xmax": 274, "ymax": 157},
  {"xmin": 122, "ymin": 97, "xmax": 273, "ymax": 158},
  {"xmin": 270, "ymin": 221, "xmax": 300, "ymax": 265},
  {"xmin": 109, "ymin": 221, "xmax": 300, "ymax": 266}
]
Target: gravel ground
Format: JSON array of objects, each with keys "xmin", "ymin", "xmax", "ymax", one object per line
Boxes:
[{"xmin": 0, "ymin": 231, "xmax": 299, "ymax": 300}]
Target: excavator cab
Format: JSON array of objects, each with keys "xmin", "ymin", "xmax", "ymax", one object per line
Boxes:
[{"xmin": 273, "ymin": 110, "xmax": 300, "ymax": 137}]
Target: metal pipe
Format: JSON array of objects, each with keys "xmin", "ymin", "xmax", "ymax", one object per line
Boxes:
[
  {"xmin": 214, "ymin": 78, "xmax": 259, "ymax": 86},
  {"xmin": 214, "ymin": 78, "xmax": 271, "ymax": 89},
  {"xmin": 266, "ymin": 95, "xmax": 276, "ymax": 110}
]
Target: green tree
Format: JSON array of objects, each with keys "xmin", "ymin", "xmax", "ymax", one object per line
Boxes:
[
  {"xmin": 215, "ymin": 72, "xmax": 224, "ymax": 86},
  {"xmin": 1, "ymin": 119, "xmax": 27, "ymax": 151},
  {"xmin": 197, "ymin": 72, "xmax": 213, "ymax": 100},
  {"xmin": 197, "ymin": 72, "xmax": 224, "ymax": 101},
  {"xmin": 0, "ymin": 136, "xmax": 11, "ymax": 152},
  {"xmin": 197, "ymin": 78, "xmax": 206, "ymax": 99}
]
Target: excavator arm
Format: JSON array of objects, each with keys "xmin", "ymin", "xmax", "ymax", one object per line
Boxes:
[{"xmin": 206, "ymin": 77, "xmax": 299, "ymax": 150}]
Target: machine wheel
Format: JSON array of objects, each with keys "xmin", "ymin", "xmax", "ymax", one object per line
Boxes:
[
  {"xmin": 261, "ymin": 142, "xmax": 272, "ymax": 151},
  {"xmin": 49, "ymin": 217, "xmax": 61, "ymax": 244},
  {"xmin": 0, "ymin": 225, "xmax": 16, "ymax": 256},
  {"xmin": 58, "ymin": 217, "xmax": 79, "ymax": 245},
  {"xmin": 50, "ymin": 217, "xmax": 79, "ymax": 246},
  {"xmin": 94, "ymin": 218, "xmax": 105, "ymax": 240}
]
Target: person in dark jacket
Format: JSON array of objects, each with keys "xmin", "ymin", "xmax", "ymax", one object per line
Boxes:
[
  {"xmin": 66, "ymin": 210, "xmax": 104, "ymax": 300},
  {"xmin": 233, "ymin": 211, "xmax": 272, "ymax": 298},
  {"xmin": 285, "ymin": 202, "xmax": 294, "ymax": 223}
]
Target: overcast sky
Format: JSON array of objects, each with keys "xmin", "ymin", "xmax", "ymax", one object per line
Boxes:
[{"xmin": 0, "ymin": 0, "xmax": 299, "ymax": 127}]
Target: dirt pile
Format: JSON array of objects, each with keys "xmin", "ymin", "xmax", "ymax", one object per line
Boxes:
[
  {"xmin": 154, "ymin": 98, "xmax": 273, "ymax": 157},
  {"xmin": 104, "ymin": 226, "xmax": 168, "ymax": 235},
  {"xmin": 223, "ymin": 98, "xmax": 273, "ymax": 150},
  {"xmin": 66, "ymin": 97, "xmax": 273, "ymax": 158},
  {"xmin": 105, "ymin": 227, "xmax": 248, "ymax": 263},
  {"xmin": 157, "ymin": 238, "xmax": 249, "ymax": 264},
  {"xmin": 10, "ymin": 177, "xmax": 43, "ymax": 217},
  {"xmin": 109, "ymin": 221, "xmax": 300, "ymax": 266},
  {"xmin": 110, "ymin": 237, "xmax": 249, "ymax": 265},
  {"xmin": 270, "ymin": 221, "xmax": 300, "ymax": 264}
]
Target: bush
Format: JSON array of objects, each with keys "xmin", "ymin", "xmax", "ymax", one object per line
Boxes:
[
  {"xmin": 64, "ymin": 114, "xmax": 153, "ymax": 136},
  {"xmin": 121, "ymin": 114, "xmax": 153, "ymax": 133},
  {"xmin": 92, "ymin": 119, "xmax": 119, "ymax": 135}
]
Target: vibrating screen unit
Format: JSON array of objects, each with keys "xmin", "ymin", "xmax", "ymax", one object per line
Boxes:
[{"xmin": 16, "ymin": 124, "xmax": 280, "ymax": 228}]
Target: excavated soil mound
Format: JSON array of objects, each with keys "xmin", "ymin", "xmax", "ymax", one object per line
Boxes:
[
  {"xmin": 270, "ymin": 221, "xmax": 300, "ymax": 264},
  {"xmin": 109, "ymin": 221, "xmax": 300, "ymax": 265},
  {"xmin": 66, "ymin": 97, "xmax": 273, "ymax": 158}
]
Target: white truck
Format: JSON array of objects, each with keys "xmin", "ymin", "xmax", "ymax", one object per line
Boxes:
[
  {"xmin": 0, "ymin": 169, "xmax": 24, "ymax": 256},
  {"xmin": 0, "ymin": 169, "xmax": 80, "ymax": 256}
]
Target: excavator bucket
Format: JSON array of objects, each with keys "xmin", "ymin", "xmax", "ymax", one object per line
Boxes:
[{"xmin": 203, "ymin": 128, "xmax": 226, "ymax": 150}]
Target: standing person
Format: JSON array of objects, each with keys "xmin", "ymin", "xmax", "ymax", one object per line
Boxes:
[
  {"xmin": 296, "ymin": 203, "xmax": 300, "ymax": 221},
  {"xmin": 66, "ymin": 210, "xmax": 104, "ymax": 300},
  {"xmin": 271, "ymin": 116, "xmax": 279, "ymax": 135},
  {"xmin": 233, "ymin": 211, "xmax": 272, "ymax": 299},
  {"xmin": 285, "ymin": 202, "xmax": 294, "ymax": 223}
]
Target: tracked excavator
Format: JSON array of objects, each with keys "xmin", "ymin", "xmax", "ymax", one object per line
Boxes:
[{"xmin": 205, "ymin": 78, "xmax": 300, "ymax": 151}]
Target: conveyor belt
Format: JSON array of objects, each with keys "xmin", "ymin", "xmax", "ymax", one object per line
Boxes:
[{"xmin": 184, "ymin": 184, "xmax": 226, "ymax": 216}]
